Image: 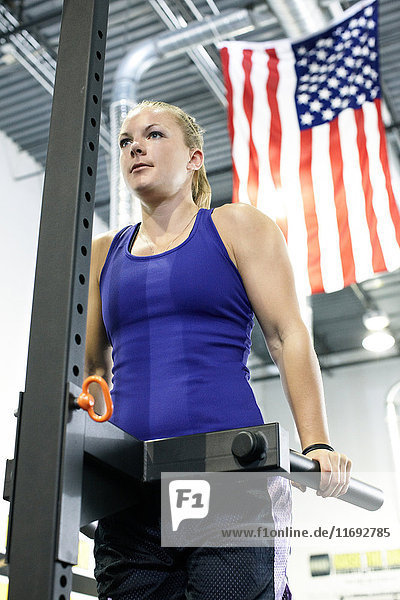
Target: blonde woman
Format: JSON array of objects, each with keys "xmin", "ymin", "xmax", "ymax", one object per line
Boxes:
[{"xmin": 85, "ymin": 100, "xmax": 351, "ymax": 599}]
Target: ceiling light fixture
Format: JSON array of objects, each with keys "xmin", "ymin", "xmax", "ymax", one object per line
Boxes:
[
  {"xmin": 362, "ymin": 331, "xmax": 395, "ymax": 353},
  {"xmin": 362, "ymin": 309, "xmax": 390, "ymax": 331}
]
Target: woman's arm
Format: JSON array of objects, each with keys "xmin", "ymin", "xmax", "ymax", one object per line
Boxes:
[
  {"xmin": 225, "ymin": 203, "xmax": 352, "ymax": 497},
  {"xmin": 84, "ymin": 232, "xmax": 114, "ymax": 413}
]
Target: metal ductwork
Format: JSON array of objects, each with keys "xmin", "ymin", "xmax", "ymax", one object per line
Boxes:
[
  {"xmin": 267, "ymin": 0, "xmax": 327, "ymax": 39},
  {"xmin": 109, "ymin": 7, "xmax": 274, "ymax": 229}
]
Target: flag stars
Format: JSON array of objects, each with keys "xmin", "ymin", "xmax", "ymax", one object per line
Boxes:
[
  {"xmin": 318, "ymin": 88, "xmax": 331, "ymax": 100},
  {"xmin": 294, "ymin": 4, "xmax": 378, "ymax": 130},
  {"xmin": 310, "ymin": 99, "xmax": 323, "ymax": 112},
  {"xmin": 327, "ymin": 76, "xmax": 339, "ymax": 88},
  {"xmin": 331, "ymin": 97, "xmax": 342, "ymax": 109},
  {"xmin": 357, "ymin": 92, "xmax": 366, "ymax": 105},
  {"xmin": 298, "ymin": 92, "xmax": 310, "ymax": 104},
  {"xmin": 300, "ymin": 112, "xmax": 314, "ymax": 126},
  {"xmin": 336, "ymin": 66, "xmax": 348, "ymax": 78},
  {"xmin": 339, "ymin": 85, "xmax": 350, "ymax": 97},
  {"xmin": 322, "ymin": 108, "xmax": 335, "ymax": 121}
]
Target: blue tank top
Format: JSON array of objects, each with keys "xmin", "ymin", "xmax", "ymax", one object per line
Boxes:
[{"xmin": 99, "ymin": 208, "xmax": 264, "ymax": 441}]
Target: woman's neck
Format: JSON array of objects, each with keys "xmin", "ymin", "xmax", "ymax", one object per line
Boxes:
[{"xmin": 139, "ymin": 197, "xmax": 198, "ymax": 239}]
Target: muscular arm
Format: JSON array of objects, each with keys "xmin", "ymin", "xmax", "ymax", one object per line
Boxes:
[
  {"xmin": 223, "ymin": 203, "xmax": 351, "ymax": 496},
  {"xmin": 84, "ymin": 232, "xmax": 114, "ymax": 413}
]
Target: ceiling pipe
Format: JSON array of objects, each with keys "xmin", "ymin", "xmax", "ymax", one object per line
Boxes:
[
  {"xmin": 0, "ymin": 4, "xmax": 111, "ymax": 153},
  {"xmin": 267, "ymin": 0, "xmax": 326, "ymax": 39},
  {"xmin": 109, "ymin": 7, "xmax": 275, "ymax": 229}
]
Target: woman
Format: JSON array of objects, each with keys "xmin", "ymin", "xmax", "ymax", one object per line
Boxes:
[{"xmin": 85, "ymin": 100, "xmax": 352, "ymax": 599}]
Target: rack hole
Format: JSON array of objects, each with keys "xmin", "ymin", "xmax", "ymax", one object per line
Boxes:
[
  {"xmin": 96, "ymin": 50, "xmax": 102, "ymax": 60},
  {"xmin": 73, "ymin": 365, "xmax": 79, "ymax": 377},
  {"xmin": 98, "ymin": 30, "xmax": 103, "ymax": 39},
  {"xmin": 79, "ymin": 274, "xmax": 85, "ymax": 285},
  {"xmin": 85, "ymin": 192, "xmax": 91, "ymax": 202},
  {"xmin": 77, "ymin": 303, "xmax": 83, "ymax": 314},
  {"xmin": 83, "ymin": 218, "xmax": 89, "ymax": 229},
  {"xmin": 59, "ymin": 595, "xmax": 66, "ymax": 600},
  {"xmin": 88, "ymin": 141, "xmax": 95, "ymax": 151},
  {"xmin": 94, "ymin": 72, "xmax": 100, "ymax": 82},
  {"xmin": 87, "ymin": 166, "xmax": 93, "ymax": 176},
  {"xmin": 81, "ymin": 245, "xmax": 87, "ymax": 256},
  {"xmin": 60, "ymin": 575, "xmax": 67, "ymax": 587},
  {"xmin": 93, "ymin": 94, "xmax": 98, "ymax": 104},
  {"xmin": 90, "ymin": 118, "xmax": 96, "ymax": 127},
  {"xmin": 75, "ymin": 334, "xmax": 81, "ymax": 345}
]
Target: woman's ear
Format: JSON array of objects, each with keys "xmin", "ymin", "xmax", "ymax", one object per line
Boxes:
[{"xmin": 187, "ymin": 148, "xmax": 203, "ymax": 171}]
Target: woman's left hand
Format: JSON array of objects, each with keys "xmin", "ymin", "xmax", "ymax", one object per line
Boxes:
[{"xmin": 307, "ymin": 449, "xmax": 352, "ymax": 498}]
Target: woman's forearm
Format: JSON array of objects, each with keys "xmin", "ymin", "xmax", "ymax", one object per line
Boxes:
[{"xmin": 270, "ymin": 324, "xmax": 331, "ymax": 450}]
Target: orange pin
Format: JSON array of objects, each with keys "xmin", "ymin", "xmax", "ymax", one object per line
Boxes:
[{"xmin": 77, "ymin": 375, "xmax": 113, "ymax": 422}]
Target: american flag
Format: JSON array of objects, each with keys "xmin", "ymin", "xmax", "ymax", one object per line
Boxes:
[{"xmin": 219, "ymin": 0, "xmax": 400, "ymax": 295}]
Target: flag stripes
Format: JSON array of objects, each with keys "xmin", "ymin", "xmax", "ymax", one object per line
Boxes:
[{"xmin": 218, "ymin": 3, "xmax": 400, "ymax": 294}]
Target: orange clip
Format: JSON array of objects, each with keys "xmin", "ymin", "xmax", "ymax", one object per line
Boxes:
[{"xmin": 77, "ymin": 375, "xmax": 113, "ymax": 422}]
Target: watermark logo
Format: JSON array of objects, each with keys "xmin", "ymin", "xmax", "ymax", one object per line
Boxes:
[{"xmin": 169, "ymin": 480, "xmax": 210, "ymax": 531}]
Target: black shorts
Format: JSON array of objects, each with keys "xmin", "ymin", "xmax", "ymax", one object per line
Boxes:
[{"xmin": 94, "ymin": 482, "xmax": 292, "ymax": 600}]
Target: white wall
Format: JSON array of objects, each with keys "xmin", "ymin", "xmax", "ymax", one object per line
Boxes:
[{"xmin": 0, "ymin": 130, "xmax": 108, "ymax": 556}]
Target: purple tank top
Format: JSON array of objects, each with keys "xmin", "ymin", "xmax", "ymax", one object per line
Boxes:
[{"xmin": 99, "ymin": 208, "xmax": 264, "ymax": 441}]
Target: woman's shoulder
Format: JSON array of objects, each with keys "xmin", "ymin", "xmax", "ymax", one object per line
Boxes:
[
  {"xmin": 91, "ymin": 228, "xmax": 120, "ymax": 280},
  {"xmin": 212, "ymin": 203, "xmax": 279, "ymax": 240},
  {"xmin": 92, "ymin": 228, "xmax": 120, "ymax": 255}
]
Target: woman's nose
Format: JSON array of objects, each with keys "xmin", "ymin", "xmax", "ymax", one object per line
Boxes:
[{"xmin": 130, "ymin": 141, "xmax": 144, "ymax": 156}]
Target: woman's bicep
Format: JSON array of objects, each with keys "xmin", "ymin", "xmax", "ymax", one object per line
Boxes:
[{"xmin": 233, "ymin": 205, "xmax": 305, "ymax": 347}]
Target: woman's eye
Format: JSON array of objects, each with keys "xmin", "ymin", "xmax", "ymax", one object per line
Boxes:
[
  {"xmin": 148, "ymin": 131, "xmax": 162, "ymax": 139},
  {"xmin": 119, "ymin": 138, "xmax": 131, "ymax": 148}
]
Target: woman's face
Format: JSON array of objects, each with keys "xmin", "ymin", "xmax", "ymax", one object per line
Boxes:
[{"xmin": 119, "ymin": 107, "xmax": 202, "ymax": 202}]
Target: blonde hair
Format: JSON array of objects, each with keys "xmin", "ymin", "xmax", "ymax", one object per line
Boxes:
[{"xmin": 123, "ymin": 100, "xmax": 211, "ymax": 209}]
